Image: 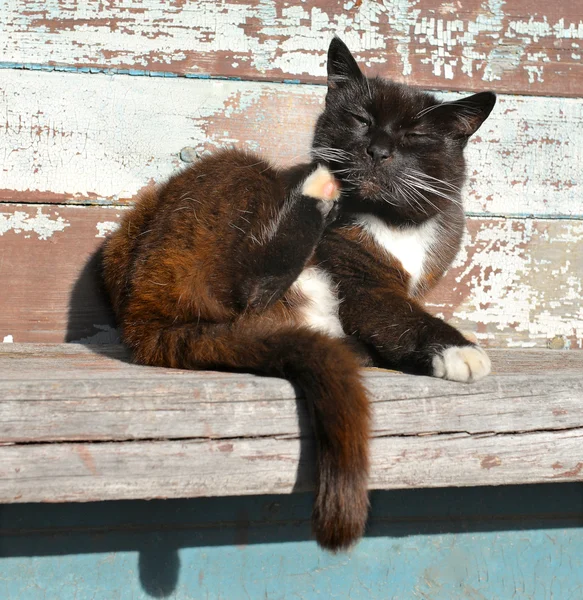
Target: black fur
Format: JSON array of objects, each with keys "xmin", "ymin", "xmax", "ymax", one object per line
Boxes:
[{"xmin": 314, "ymin": 36, "xmax": 495, "ymax": 226}]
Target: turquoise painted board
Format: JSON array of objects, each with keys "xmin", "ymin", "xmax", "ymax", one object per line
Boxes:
[{"xmin": 1, "ymin": 485, "xmax": 583, "ymax": 599}]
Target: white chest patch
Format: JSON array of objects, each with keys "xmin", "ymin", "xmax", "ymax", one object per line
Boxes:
[
  {"xmin": 292, "ymin": 266, "xmax": 344, "ymax": 338},
  {"xmin": 355, "ymin": 214, "xmax": 438, "ymax": 293}
]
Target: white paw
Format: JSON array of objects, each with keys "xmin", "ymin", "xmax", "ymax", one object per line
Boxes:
[
  {"xmin": 301, "ymin": 165, "xmax": 341, "ymax": 207},
  {"xmin": 432, "ymin": 345, "xmax": 491, "ymax": 383}
]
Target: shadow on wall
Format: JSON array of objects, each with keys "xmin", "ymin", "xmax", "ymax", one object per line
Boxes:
[
  {"xmin": 1, "ymin": 486, "xmax": 583, "ymax": 597},
  {"xmin": 65, "ymin": 243, "xmax": 119, "ymax": 344}
]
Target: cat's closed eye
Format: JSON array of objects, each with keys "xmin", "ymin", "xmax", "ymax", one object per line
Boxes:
[
  {"xmin": 404, "ymin": 131, "xmax": 431, "ymax": 138},
  {"xmin": 402, "ymin": 131, "xmax": 439, "ymax": 144},
  {"xmin": 346, "ymin": 110, "xmax": 371, "ymax": 128}
]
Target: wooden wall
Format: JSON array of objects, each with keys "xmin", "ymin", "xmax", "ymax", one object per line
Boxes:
[{"xmin": 0, "ymin": 1, "xmax": 582, "ymax": 349}]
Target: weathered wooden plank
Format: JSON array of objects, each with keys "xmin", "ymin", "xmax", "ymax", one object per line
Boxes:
[
  {"xmin": 1, "ymin": 429, "xmax": 582, "ymax": 503},
  {"xmin": 3, "ymin": 343, "xmax": 582, "ymax": 375},
  {"xmin": 1, "ymin": 70, "xmax": 581, "ymax": 218},
  {"xmin": 427, "ymin": 218, "xmax": 583, "ymax": 350},
  {"xmin": 1, "ymin": 344, "xmax": 582, "ymax": 444},
  {"xmin": 1, "ymin": 1, "xmax": 582, "ymax": 96},
  {"xmin": 1, "ymin": 344, "xmax": 581, "ymax": 501},
  {"xmin": 1, "ymin": 204, "xmax": 581, "ymax": 348}
]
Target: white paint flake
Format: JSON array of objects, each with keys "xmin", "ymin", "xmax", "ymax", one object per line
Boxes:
[
  {"xmin": 2, "ymin": 1, "xmax": 580, "ymax": 84},
  {"xmin": 2, "ymin": 335, "xmax": 14, "ymax": 343},
  {"xmin": 96, "ymin": 221, "xmax": 120, "ymax": 238},
  {"xmin": 0, "ymin": 207, "xmax": 70, "ymax": 240}
]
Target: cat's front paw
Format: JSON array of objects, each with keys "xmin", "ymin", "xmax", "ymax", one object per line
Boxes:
[
  {"xmin": 432, "ymin": 345, "xmax": 491, "ymax": 383},
  {"xmin": 302, "ymin": 166, "xmax": 341, "ymax": 218}
]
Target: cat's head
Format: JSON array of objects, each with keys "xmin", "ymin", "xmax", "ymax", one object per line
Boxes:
[{"xmin": 312, "ymin": 37, "xmax": 496, "ymax": 224}]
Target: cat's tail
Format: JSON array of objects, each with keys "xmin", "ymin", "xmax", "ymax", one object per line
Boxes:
[{"xmin": 124, "ymin": 319, "xmax": 370, "ymax": 551}]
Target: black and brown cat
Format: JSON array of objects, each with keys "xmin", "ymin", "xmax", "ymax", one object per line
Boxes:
[{"xmin": 102, "ymin": 37, "xmax": 496, "ymax": 551}]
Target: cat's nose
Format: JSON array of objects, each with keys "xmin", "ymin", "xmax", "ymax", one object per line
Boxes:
[{"xmin": 366, "ymin": 143, "xmax": 392, "ymax": 163}]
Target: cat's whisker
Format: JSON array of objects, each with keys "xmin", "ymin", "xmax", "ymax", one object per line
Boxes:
[
  {"xmin": 311, "ymin": 146, "xmax": 354, "ymax": 161},
  {"xmin": 400, "ymin": 181, "xmax": 447, "ymax": 211},
  {"xmin": 377, "ymin": 189, "xmax": 399, "ymax": 207},
  {"xmin": 399, "ymin": 171, "xmax": 462, "ymax": 207},
  {"xmin": 406, "ymin": 169, "xmax": 462, "ymax": 193},
  {"xmin": 414, "ymin": 103, "xmax": 444, "ymax": 119},
  {"xmin": 392, "ymin": 179, "xmax": 427, "ymax": 214},
  {"xmin": 414, "ymin": 98, "xmax": 483, "ymax": 121},
  {"xmin": 400, "ymin": 174, "xmax": 450, "ymax": 197},
  {"xmin": 364, "ymin": 76, "xmax": 372, "ymax": 101},
  {"xmin": 283, "ymin": 152, "xmax": 313, "ymax": 164},
  {"xmin": 398, "ymin": 178, "xmax": 437, "ymax": 215},
  {"xmin": 405, "ymin": 182, "xmax": 460, "ymax": 207}
]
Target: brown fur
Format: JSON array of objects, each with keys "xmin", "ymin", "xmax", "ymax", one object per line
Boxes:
[{"xmin": 103, "ymin": 149, "xmax": 370, "ymax": 551}]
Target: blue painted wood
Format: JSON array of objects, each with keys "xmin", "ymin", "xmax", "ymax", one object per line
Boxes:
[{"xmin": 1, "ymin": 485, "xmax": 583, "ymax": 599}]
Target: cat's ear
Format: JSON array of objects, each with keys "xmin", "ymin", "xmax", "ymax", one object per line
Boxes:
[
  {"xmin": 327, "ymin": 36, "xmax": 365, "ymax": 89},
  {"xmin": 434, "ymin": 92, "xmax": 497, "ymax": 138}
]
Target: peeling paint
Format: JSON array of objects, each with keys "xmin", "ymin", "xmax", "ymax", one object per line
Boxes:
[
  {"xmin": 1, "ymin": 203, "xmax": 580, "ymax": 349},
  {"xmin": 0, "ymin": 206, "xmax": 70, "ymax": 240},
  {"xmin": 1, "ymin": 70, "xmax": 581, "ymax": 218},
  {"xmin": 96, "ymin": 221, "xmax": 119, "ymax": 238},
  {"xmin": 1, "ymin": 0, "xmax": 582, "ymax": 95},
  {"xmin": 428, "ymin": 219, "xmax": 583, "ymax": 350}
]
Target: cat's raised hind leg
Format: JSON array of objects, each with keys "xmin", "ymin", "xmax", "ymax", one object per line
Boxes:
[{"xmin": 238, "ymin": 165, "xmax": 340, "ymax": 311}]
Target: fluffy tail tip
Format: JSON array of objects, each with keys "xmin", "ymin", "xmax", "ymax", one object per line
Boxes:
[{"xmin": 312, "ymin": 476, "xmax": 369, "ymax": 551}]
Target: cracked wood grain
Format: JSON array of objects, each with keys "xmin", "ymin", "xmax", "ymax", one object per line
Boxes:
[
  {"xmin": 1, "ymin": 344, "xmax": 582, "ymax": 444},
  {"xmin": 1, "ymin": 345, "xmax": 580, "ymax": 503},
  {"xmin": 1, "ymin": 430, "xmax": 582, "ymax": 503}
]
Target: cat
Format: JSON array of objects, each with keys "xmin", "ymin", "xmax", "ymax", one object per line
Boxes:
[{"xmin": 102, "ymin": 36, "xmax": 496, "ymax": 552}]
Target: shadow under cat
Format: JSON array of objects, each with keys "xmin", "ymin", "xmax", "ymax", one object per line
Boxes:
[{"xmin": 2, "ymin": 486, "xmax": 583, "ymax": 598}]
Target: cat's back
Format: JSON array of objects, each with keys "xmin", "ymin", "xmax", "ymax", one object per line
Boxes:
[
  {"xmin": 102, "ymin": 148, "xmax": 280, "ymax": 314},
  {"xmin": 164, "ymin": 148, "xmax": 278, "ymax": 210}
]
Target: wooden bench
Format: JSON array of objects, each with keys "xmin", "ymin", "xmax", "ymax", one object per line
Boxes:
[
  {"xmin": 2, "ymin": 344, "xmax": 583, "ymax": 504},
  {"xmin": 1, "ymin": 1, "xmax": 583, "ymax": 597}
]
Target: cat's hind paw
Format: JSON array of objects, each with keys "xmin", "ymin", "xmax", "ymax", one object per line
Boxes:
[
  {"xmin": 302, "ymin": 166, "xmax": 341, "ymax": 204},
  {"xmin": 432, "ymin": 345, "xmax": 491, "ymax": 383}
]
